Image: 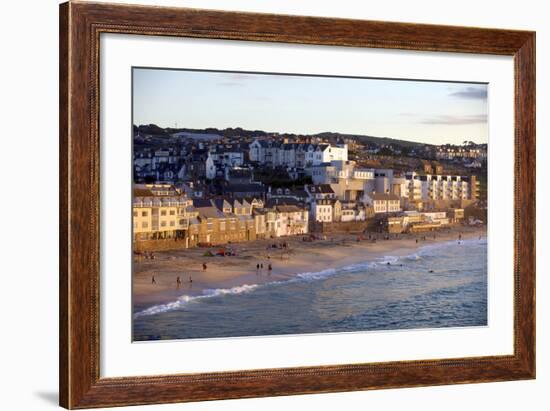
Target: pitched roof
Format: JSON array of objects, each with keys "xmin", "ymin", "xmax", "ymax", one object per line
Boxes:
[
  {"xmin": 371, "ymin": 193, "xmax": 400, "ymax": 201},
  {"xmin": 197, "ymin": 206, "xmax": 225, "ymax": 219},
  {"xmin": 192, "ymin": 198, "xmax": 213, "ymax": 208},
  {"xmin": 133, "ymin": 188, "xmax": 154, "ymax": 197},
  {"xmin": 309, "ymin": 184, "xmax": 334, "ymax": 194},
  {"xmin": 211, "ymin": 199, "xmax": 232, "ymax": 211}
]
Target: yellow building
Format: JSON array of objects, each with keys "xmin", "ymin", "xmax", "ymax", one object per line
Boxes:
[{"xmin": 133, "ymin": 186, "xmax": 193, "ymax": 242}]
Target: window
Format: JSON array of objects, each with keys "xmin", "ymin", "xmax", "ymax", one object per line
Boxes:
[
  {"xmin": 161, "ymin": 221, "xmax": 166, "ymax": 227},
  {"xmin": 141, "ymin": 211, "xmax": 148, "ymax": 217},
  {"xmin": 161, "ymin": 210, "xmax": 167, "ymax": 216},
  {"xmin": 170, "ymin": 221, "xmax": 175, "ymax": 227},
  {"xmin": 133, "ymin": 211, "xmax": 137, "ymax": 217},
  {"xmin": 170, "ymin": 210, "xmax": 175, "ymax": 216}
]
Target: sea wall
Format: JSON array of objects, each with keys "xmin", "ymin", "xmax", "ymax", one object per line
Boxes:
[{"xmin": 311, "ymin": 221, "xmax": 371, "ymax": 233}]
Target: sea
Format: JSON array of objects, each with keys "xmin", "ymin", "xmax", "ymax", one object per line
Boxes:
[{"xmin": 133, "ymin": 238, "xmax": 487, "ymax": 341}]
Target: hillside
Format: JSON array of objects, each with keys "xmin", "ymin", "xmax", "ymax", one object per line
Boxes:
[{"xmin": 134, "ymin": 124, "xmax": 432, "ymax": 148}]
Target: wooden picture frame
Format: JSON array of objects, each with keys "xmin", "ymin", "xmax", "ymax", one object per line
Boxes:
[{"xmin": 59, "ymin": 1, "xmax": 535, "ymax": 408}]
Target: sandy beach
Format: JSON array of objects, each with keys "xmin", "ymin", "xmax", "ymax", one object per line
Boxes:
[{"xmin": 133, "ymin": 225, "xmax": 486, "ymax": 309}]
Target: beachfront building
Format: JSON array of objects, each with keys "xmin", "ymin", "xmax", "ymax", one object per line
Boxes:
[
  {"xmin": 383, "ymin": 210, "xmax": 453, "ymax": 234},
  {"xmin": 273, "ymin": 205, "xmax": 309, "ymax": 237},
  {"xmin": 191, "ymin": 200, "xmax": 256, "ymax": 246},
  {"xmin": 422, "ymin": 211, "xmax": 450, "ymax": 226},
  {"xmin": 340, "ymin": 208, "xmax": 356, "ymax": 222},
  {"xmin": 400, "ymin": 172, "xmax": 479, "ymax": 202},
  {"xmin": 133, "ymin": 183, "xmax": 309, "ymax": 246},
  {"xmin": 364, "ymin": 193, "xmax": 402, "ymax": 214},
  {"xmin": 253, "ymin": 209, "xmax": 268, "ymax": 239},
  {"xmin": 133, "ymin": 187, "xmax": 193, "ymax": 243},
  {"xmin": 311, "ymin": 199, "xmax": 334, "ymax": 223},
  {"xmin": 339, "ymin": 201, "xmax": 369, "ymax": 222},
  {"xmin": 448, "ymin": 208, "xmax": 465, "ymax": 223}
]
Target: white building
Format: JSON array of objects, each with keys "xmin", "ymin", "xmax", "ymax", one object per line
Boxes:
[
  {"xmin": 401, "ymin": 172, "xmax": 478, "ymax": 202},
  {"xmin": 365, "ymin": 193, "xmax": 402, "ymax": 214},
  {"xmin": 211, "ymin": 146, "xmax": 245, "ymax": 168},
  {"xmin": 311, "ymin": 199, "xmax": 333, "ymax": 222},
  {"xmin": 249, "ymin": 140, "xmax": 347, "ymax": 169},
  {"xmin": 310, "ymin": 160, "xmax": 376, "ymax": 202},
  {"xmin": 273, "ymin": 205, "xmax": 309, "ymax": 237},
  {"xmin": 374, "ymin": 169, "xmax": 394, "ymax": 194}
]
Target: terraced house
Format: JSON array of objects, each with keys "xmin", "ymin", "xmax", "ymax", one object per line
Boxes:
[
  {"xmin": 133, "ymin": 184, "xmax": 309, "ymax": 249},
  {"xmin": 133, "ymin": 185, "xmax": 193, "ymax": 243}
]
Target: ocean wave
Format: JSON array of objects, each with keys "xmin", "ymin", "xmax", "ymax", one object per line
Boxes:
[
  {"xmin": 134, "ymin": 237, "xmax": 486, "ymax": 319},
  {"xmin": 296, "ymin": 268, "xmax": 337, "ymax": 280},
  {"xmin": 134, "ymin": 284, "xmax": 259, "ymax": 318},
  {"xmin": 376, "ymin": 256, "xmax": 400, "ymax": 265},
  {"xmin": 134, "ymin": 264, "xmax": 373, "ymax": 319}
]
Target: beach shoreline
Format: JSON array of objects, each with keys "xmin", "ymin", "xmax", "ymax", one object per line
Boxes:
[{"xmin": 133, "ymin": 225, "xmax": 487, "ymax": 313}]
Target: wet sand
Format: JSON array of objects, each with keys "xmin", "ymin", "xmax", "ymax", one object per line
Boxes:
[{"xmin": 133, "ymin": 226, "xmax": 486, "ymax": 309}]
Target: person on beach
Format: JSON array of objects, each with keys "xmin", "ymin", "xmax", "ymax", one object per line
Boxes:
[
  {"xmin": 176, "ymin": 276, "xmax": 181, "ymax": 288},
  {"xmin": 260, "ymin": 263, "xmax": 264, "ymax": 269},
  {"xmin": 268, "ymin": 263, "xmax": 272, "ymax": 274},
  {"xmin": 151, "ymin": 274, "xmax": 156, "ymax": 284},
  {"xmin": 202, "ymin": 262, "xmax": 207, "ymax": 271},
  {"xmin": 189, "ymin": 275, "xmax": 193, "ymax": 284}
]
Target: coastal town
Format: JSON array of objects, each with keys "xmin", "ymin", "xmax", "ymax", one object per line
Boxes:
[
  {"xmin": 133, "ymin": 125, "xmax": 486, "ymax": 252},
  {"xmin": 131, "ymin": 71, "xmax": 489, "ymax": 340}
]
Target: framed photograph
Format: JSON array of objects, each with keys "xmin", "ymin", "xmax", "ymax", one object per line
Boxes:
[{"xmin": 59, "ymin": 1, "xmax": 535, "ymax": 408}]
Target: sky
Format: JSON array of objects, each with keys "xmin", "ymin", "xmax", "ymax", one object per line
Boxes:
[{"xmin": 133, "ymin": 68, "xmax": 488, "ymax": 145}]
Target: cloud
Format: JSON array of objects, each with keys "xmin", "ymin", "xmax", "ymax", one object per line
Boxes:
[
  {"xmin": 449, "ymin": 86, "xmax": 488, "ymax": 100},
  {"xmin": 420, "ymin": 114, "xmax": 487, "ymax": 125}
]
